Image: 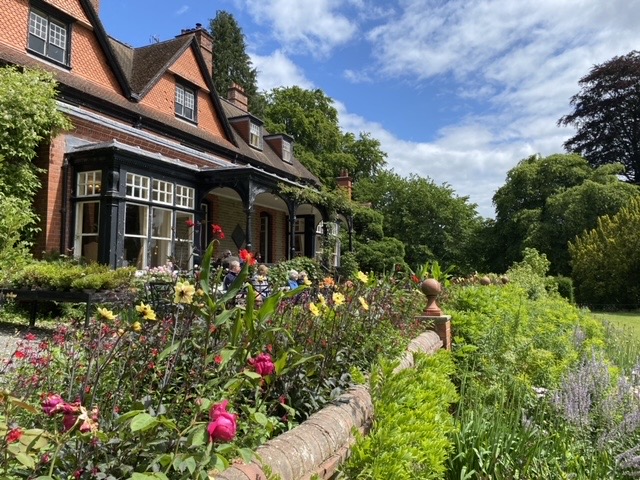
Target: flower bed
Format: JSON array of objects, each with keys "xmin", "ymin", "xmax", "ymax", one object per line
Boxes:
[{"xmin": 0, "ymin": 241, "xmax": 426, "ymax": 479}]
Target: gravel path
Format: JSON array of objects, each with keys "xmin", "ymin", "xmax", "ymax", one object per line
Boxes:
[{"xmin": 0, "ymin": 322, "xmax": 52, "ymax": 368}]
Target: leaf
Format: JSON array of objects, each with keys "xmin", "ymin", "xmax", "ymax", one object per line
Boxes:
[
  {"xmin": 183, "ymin": 456, "xmax": 197, "ymax": 474},
  {"xmin": 274, "ymin": 351, "xmax": 288, "ymax": 376},
  {"xmin": 129, "ymin": 473, "xmax": 169, "ymax": 480},
  {"xmin": 188, "ymin": 424, "xmax": 208, "ymax": 447},
  {"xmin": 13, "ymin": 451, "xmax": 36, "ymax": 468},
  {"xmin": 242, "ymin": 370, "xmax": 262, "ymax": 380},
  {"xmin": 238, "ymin": 448, "xmax": 254, "ymax": 463},
  {"xmin": 8, "ymin": 396, "xmax": 38, "ymax": 413},
  {"xmin": 253, "ymin": 411, "xmax": 268, "ymax": 426},
  {"xmin": 157, "ymin": 340, "xmax": 182, "ymax": 362},
  {"xmin": 130, "ymin": 412, "xmax": 158, "ymax": 432}
]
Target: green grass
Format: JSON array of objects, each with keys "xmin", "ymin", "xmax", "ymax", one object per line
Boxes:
[{"xmin": 592, "ymin": 311, "xmax": 640, "ymax": 342}]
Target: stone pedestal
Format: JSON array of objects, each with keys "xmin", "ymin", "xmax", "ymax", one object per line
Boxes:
[{"xmin": 416, "ymin": 315, "xmax": 452, "ymax": 350}]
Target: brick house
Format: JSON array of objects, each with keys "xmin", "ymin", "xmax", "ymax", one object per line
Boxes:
[{"xmin": 0, "ymin": 0, "xmax": 350, "ymax": 270}]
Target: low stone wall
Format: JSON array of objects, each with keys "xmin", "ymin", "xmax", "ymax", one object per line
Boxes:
[{"xmin": 213, "ymin": 329, "xmax": 444, "ymax": 480}]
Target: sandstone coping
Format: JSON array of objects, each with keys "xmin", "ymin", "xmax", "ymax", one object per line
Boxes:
[{"xmin": 212, "ymin": 329, "xmax": 442, "ymax": 480}]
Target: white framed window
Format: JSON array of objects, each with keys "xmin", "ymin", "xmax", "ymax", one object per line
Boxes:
[
  {"xmin": 152, "ymin": 179, "xmax": 174, "ymax": 205},
  {"xmin": 249, "ymin": 122, "xmax": 262, "ymax": 149},
  {"xmin": 124, "ymin": 203, "xmax": 149, "ymax": 269},
  {"xmin": 175, "ymin": 84, "xmax": 196, "ymax": 121},
  {"xmin": 175, "ymin": 185, "xmax": 195, "ymax": 208},
  {"xmin": 77, "ymin": 171, "xmax": 101, "ymax": 197},
  {"xmin": 174, "ymin": 211, "xmax": 194, "ymax": 270},
  {"xmin": 28, "ymin": 8, "xmax": 69, "ymax": 65},
  {"xmin": 282, "ymin": 140, "xmax": 292, "ymax": 164},
  {"xmin": 74, "ymin": 201, "xmax": 99, "ymax": 262},
  {"xmin": 126, "ymin": 173, "xmax": 150, "ymax": 200},
  {"xmin": 150, "ymin": 207, "xmax": 173, "ymax": 268}
]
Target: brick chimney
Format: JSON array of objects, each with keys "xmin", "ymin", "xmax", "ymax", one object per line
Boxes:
[
  {"xmin": 228, "ymin": 83, "xmax": 248, "ymax": 112},
  {"xmin": 177, "ymin": 24, "xmax": 213, "ymax": 78},
  {"xmin": 336, "ymin": 169, "xmax": 353, "ymax": 199}
]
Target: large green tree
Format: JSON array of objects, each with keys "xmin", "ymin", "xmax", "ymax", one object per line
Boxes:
[
  {"xmin": 559, "ymin": 50, "xmax": 640, "ymax": 184},
  {"xmin": 209, "ymin": 11, "xmax": 263, "ymax": 114},
  {"xmin": 491, "ymin": 153, "xmax": 639, "ymax": 274},
  {"xmin": 354, "ymin": 170, "xmax": 482, "ymax": 272},
  {"xmin": 0, "ymin": 66, "xmax": 70, "ymax": 275},
  {"xmin": 262, "ymin": 86, "xmax": 387, "ymax": 185}
]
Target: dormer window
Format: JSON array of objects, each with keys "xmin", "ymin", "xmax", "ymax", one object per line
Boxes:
[
  {"xmin": 282, "ymin": 140, "xmax": 292, "ymax": 164},
  {"xmin": 28, "ymin": 7, "xmax": 70, "ymax": 66},
  {"xmin": 249, "ymin": 122, "xmax": 262, "ymax": 149},
  {"xmin": 175, "ymin": 83, "xmax": 196, "ymax": 122}
]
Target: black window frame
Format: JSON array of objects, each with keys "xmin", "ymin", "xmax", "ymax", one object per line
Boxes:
[
  {"xmin": 175, "ymin": 82, "xmax": 198, "ymax": 123},
  {"xmin": 27, "ymin": 2, "xmax": 72, "ymax": 67}
]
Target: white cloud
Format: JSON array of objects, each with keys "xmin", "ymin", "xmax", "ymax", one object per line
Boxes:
[
  {"xmin": 251, "ymin": 50, "xmax": 314, "ymax": 91},
  {"xmin": 175, "ymin": 5, "xmax": 189, "ymax": 15},
  {"xmin": 241, "ymin": 0, "xmax": 359, "ymax": 56}
]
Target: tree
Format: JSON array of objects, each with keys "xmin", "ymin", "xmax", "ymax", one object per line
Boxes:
[
  {"xmin": 570, "ymin": 196, "xmax": 640, "ymax": 307},
  {"xmin": 0, "ymin": 66, "xmax": 70, "ymax": 274},
  {"xmin": 491, "ymin": 153, "xmax": 639, "ymax": 275},
  {"xmin": 262, "ymin": 86, "xmax": 387, "ymax": 186},
  {"xmin": 559, "ymin": 50, "xmax": 640, "ymax": 184},
  {"xmin": 209, "ymin": 11, "xmax": 262, "ymax": 114},
  {"xmin": 354, "ymin": 170, "xmax": 481, "ymax": 273}
]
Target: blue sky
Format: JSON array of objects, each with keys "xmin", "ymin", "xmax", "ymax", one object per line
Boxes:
[{"xmin": 99, "ymin": 0, "xmax": 640, "ymax": 218}]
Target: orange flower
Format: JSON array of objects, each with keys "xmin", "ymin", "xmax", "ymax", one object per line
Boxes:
[
  {"xmin": 323, "ymin": 277, "xmax": 335, "ymax": 288},
  {"xmin": 239, "ymin": 249, "xmax": 257, "ymax": 266}
]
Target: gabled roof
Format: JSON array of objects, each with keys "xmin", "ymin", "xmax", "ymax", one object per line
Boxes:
[{"xmin": 221, "ymin": 98, "xmax": 320, "ymax": 185}]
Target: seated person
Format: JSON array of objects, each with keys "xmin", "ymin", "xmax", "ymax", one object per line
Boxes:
[
  {"xmin": 252, "ymin": 264, "xmax": 271, "ymax": 300},
  {"xmin": 298, "ymin": 270, "xmax": 311, "ymax": 286},
  {"xmin": 287, "ymin": 270, "xmax": 299, "ymax": 290},
  {"xmin": 223, "ymin": 260, "xmax": 241, "ymax": 291}
]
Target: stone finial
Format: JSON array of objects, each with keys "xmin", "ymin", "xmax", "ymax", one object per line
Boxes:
[{"xmin": 420, "ymin": 278, "xmax": 442, "ymax": 316}]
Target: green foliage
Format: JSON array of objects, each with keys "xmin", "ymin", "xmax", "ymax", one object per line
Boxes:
[
  {"xmin": 6, "ymin": 260, "xmax": 135, "ymax": 291},
  {"xmin": 262, "ymin": 87, "xmax": 387, "ymax": 186},
  {"xmin": 336, "ymin": 251, "xmax": 359, "ymax": 280},
  {"xmin": 266, "ymin": 256, "xmax": 323, "ymax": 289},
  {"xmin": 0, "ymin": 193, "xmax": 37, "ymax": 284},
  {"xmin": 555, "ymin": 275, "xmax": 575, "ymax": 303},
  {"xmin": 569, "ymin": 195, "xmax": 640, "ymax": 308},
  {"xmin": 355, "ymin": 237, "xmax": 406, "ymax": 274},
  {"xmin": 341, "ymin": 352, "xmax": 458, "ymax": 480},
  {"xmin": 490, "ymin": 153, "xmax": 638, "ymax": 274},
  {"xmin": 354, "ymin": 170, "xmax": 482, "ymax": 273},
  {"xmin": 209, "ymin": 11, "xmax": 261, "ymax": 114},
  {"xmin": 0, "ymin": 66, "xmax": 70, "ymax": 198},
  {"xmin": 278, "ymin": 183, "xmax": 353, "ymax": 215}
]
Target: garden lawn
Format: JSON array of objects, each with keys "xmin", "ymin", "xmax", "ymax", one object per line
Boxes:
[{"xmin": 592, "ymin": 311, "xmax": 640, "ymax": 342}]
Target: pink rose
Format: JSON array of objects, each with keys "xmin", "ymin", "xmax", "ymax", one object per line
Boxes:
[
  {"xmin": 208, "ymin": 400, "xmax": 237, "ymax": 443},
  {"xmin": 42, "ymin": 394, "xmax": 65, "ymax": 416},
  {"xmin": 249, "ymin": 353, "xmax": 275, "ymax": 377}
]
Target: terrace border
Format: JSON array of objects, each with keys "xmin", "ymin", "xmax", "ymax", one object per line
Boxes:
[{"xmin": 212, "ymin": 328, "xmax": 444, "ymax": 480}]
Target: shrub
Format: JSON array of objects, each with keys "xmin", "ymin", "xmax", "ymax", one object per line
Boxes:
[
  {"xmin": 267, "ymin": 256, "xmax": 323, "ymax": 290},
  {"xmin": 555, "ymin": 275, "xmax": 574, "ymax": 303},
  {"xmin": 341, "ymin": 352, "xmax": 458, "ymax": 479},
  {"xmin": 336, "ymin": 251, "xmax": 359, "ymax": 280},
  {"xmin": 569, "ymin": 196, "xmax": 640, "ymax": 309}
]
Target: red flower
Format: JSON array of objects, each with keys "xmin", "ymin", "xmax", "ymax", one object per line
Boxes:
[
  {"xmin": 42, "ymin": 393, "xmax": 65, "ymax": 416},
  {"xmin": 24, "ymin": 333, "xmax": 37, "ymax": 341},
  {"xmin": 411, "ymin": 275, "xmax": 420, "ymax": 284},
  {"xmin": 208, "ymin": 400, "xmax": 237, "ymax": 443},
  {"xmin": 249, "ymin": 353, "xmax": 275, "ymax": 377},
  {"xmin": 211, "ymin": 224, "xmax": 225, "ymax": 239},
  {"xmin": 6, "ymin": 428, "xmax": 23, "ymax": 443},
  {"xmin": 239, "ymin": 249, "xmax": 257, "ymax": 266},
  {"xmin": 185, "ymin": 219, "xmax": 195, "ymax": 228},
  {"xmin": 214, "ymin": 355, "xmax": 223, "ymax": 365},
  {"xmin": 14, "ymin": 350, "xmax": 25, "ymax": 359}
]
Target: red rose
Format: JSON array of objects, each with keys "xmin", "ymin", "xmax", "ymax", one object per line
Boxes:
[
  {"xmin": 249, "ymin": 353, "xmax": 275, "ymax": 377},
  {"xmin": 42, "ymin": 393, "xmax": 65, "ymax": 416},
  {"xmin": 6, "ymin": 427, "xmax": 23, "ymax": 443}
]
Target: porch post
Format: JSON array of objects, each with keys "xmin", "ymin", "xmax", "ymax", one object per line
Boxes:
[
  {"xmin": 287, "ymin": 200, "xmax": 297, "ymax": 260},
  {"xmin": 99, "ymin": 167, "xmax": 122, "ymax": 268},
  {"xmin": 244, "ymin": 205, "xmax": 254, "ymax": 252},
  {"xmin": 348, "ymin": 214, "xmax": 354, "ymax": 253}
]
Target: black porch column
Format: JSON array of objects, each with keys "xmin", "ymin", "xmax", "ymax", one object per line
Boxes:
[
  {"xmin": 244, "ymin": 205, "xmax": 254, "ymax": 252},
  {"xmin": 99, "ymin": 167, "xmax": 122, "ymax": 268},
  {"xmin": 348, "ymin": 215, "xmax": 354, "ymax": 253},
  {"xmin": 287, "ymin": 200, "xmax": 297, "ymax": 260}
]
